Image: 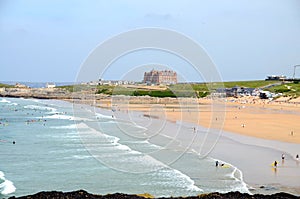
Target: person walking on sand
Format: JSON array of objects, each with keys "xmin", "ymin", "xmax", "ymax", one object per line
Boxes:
[{"xmin": 296, "ymin": 154, "xmax": 299, "ymax": 161}]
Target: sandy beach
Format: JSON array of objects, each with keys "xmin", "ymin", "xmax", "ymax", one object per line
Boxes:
[{"xmin": 94, "ymin": 96, "xmax": 300, "ymax": 144}]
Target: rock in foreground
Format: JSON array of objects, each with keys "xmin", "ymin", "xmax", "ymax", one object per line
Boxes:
[{"xmin": 8, "ymin": 190, "xmax": 299, "ymax": 199}]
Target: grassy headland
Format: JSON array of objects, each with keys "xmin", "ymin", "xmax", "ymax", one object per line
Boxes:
[
  {"xmin": 264, "ymin": 82, "xmax": 300, "ymax": 98},
  {"xmin": 0, "ymin": 83, "xmax": 14, "ymax": 88},
  {"xmin": 56, "ymin": 80, "xmax": 300, "ymax": 98}
]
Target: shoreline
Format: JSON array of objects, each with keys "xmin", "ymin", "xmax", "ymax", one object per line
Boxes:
[
  {"xmin": 71, "ymin": 99, "xmax": 300, "ymax": 195},
  {"xmin": 1, "ymin": 94, "xmax": 300, "ymax": 196},
  {"xmin": 1, "ymin": 87, "xmax": 300, "ymax": 145}
]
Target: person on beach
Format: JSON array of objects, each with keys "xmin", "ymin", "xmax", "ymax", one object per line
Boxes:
[
  {"xmin": 274, "ymin": 160, "xmax": 278, "ymax": 168},
  {"xmin": 296, "ymin": 154, "xmax": 299, "ymax": 161},
  {"xmin": 215, "ymin": 160, "xmax": 219, "ymax": 167},
  {"xmin": 282, "ymin": 153, "xmax": 285, "ymax": 161}
]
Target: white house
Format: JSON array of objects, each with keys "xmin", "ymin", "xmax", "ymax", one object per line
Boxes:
[{"xmin": 46, "ymin": 83, "xmax": 56, "ymax": 88}]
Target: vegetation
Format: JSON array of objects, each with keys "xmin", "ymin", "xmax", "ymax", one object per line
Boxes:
[
  {"xmin": 223, "ymin": 80, "xmax": 279, "ymax": 88},
  {"xmin": 58, "ymin": 84, "xmax": 97, "ymax": 92},
  {"xmin": 57, "ymin": 80, "xmax": 300, "ymax": 98},
  {"xmin": 264, "ymin": 82, "xmax": 300, "ymax": 97},
  {"xmin": 57, "ymin": 85, "xmax": 75, "ymax": 92},
  {"xmin": 0, "ymin": 83, "xmax": 14, "ymax": 88}
]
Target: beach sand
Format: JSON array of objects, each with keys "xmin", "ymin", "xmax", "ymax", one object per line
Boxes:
[{"xmin": 94, "ymin": 96, "xmax": 300, "ymax": 144}]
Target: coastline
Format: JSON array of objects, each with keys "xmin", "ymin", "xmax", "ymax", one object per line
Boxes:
[
  {"xmin": 69, "ymin": 97, "xmax": 300, "ymax": 195},
  {"xmin": 71, "ymin": 96, "xmax": 300, "ymax": 195},
  {"xmin": 1, "ymin": 90, "xmax": 300, "ymax": 196}
]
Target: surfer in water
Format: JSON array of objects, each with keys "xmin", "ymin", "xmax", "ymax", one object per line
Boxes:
[{"xmin": 281, "ymin": 153, "xmax": 285, "ymax": 164}]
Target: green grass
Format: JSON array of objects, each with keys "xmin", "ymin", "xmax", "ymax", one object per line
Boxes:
[
  {"xmin": 169, "ymin": 83, "xmax": 209, "ymax": 97},
  {"xmin": 57, "ymin": 85, "xmax": 75, "ymax": 92},
  {"xmin": 0, "ymin": 83, "xmax": 14, "ymax": 88},
  {"xmin": 58, "ymin": 84, "xmax": 100, "ymax": 92},
  {"xmin": 95, "ymin": 85, "xmax": 115, "ymax": 95},
  {"xmin": 95, "ymin": 85, "xmax": 201, "ymax": 98},
  {"xmin": 265, "ymin": 82, "xmax": 300, "ymax": 97},
  {"xmin": 223, "ymin": 80, "xmax": 279, "ymax": 88}
]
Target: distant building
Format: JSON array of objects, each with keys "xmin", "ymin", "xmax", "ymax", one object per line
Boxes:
[
  {"xmin": 143, "ymin": 69, "xmax": 177, "ymax": 85},
  {"xmin": 15, "ymin": 83, "xmax": 28, "ymax": 88},
  {"xmin": 46, "ymin": 83, "xmax": 56, "ymax": 88},
  {"xmin": 96, "ymin": 80, "xmax": 134, "ymax": 86},
  {"xmin": 215, "ymin": 86, "xmax": 256, "ymax": 97},
  {"xmin": 266, "ymin": 75, "xmax": 286, "ymax": 81}
]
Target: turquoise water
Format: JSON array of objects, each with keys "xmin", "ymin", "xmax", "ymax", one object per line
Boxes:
[{"xmin": 0, "ymin": 97, "xmax": 249, "ymax": 198}]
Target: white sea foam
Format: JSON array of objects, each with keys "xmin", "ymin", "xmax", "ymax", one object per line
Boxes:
[
  {"xmin": 98, "ymin": 121, "xmax": 116, "ymax": 124},
  {"xmin": 24, "ymin": 105, "xmax": 57, "ymax": 112},
  {"xmin": 212, "ymin": 158, "xmax": 251, "ymax": 194},
  {"xmin": 158, "ymin": 168, "xmax": 203, "ymax": 192},
  {"xmin": 0, "ymin": 171, "xmax": 16, "ymax": 195},
  {"xmin": 0, "ymin": 99, "xmax": 11, "ymax": 103},
  {"xmin": 73, "ymin": 116, "xmax": 93, "ymax": 122},
  {"xmin": 122, "ymin": 140, "xmax": 163, "ymax": 150},
  {"xmin": 115, "ymin": 145, "xmax": 132, "ymax": 151},
  {"xmin": 130, "ymin": 122, "xmax": 148, "ymax": 131},
  {"xmin": 96, "ymin": 113, "xmax": 114, "ymax": 119},
  {"xmin": 71, "ymin": 155, "xmax": 92, "ymax": 160},
  {"xmin": 231, "ymin": 167, "xmax": 251, "ymax": 194},
  {"xmin": 42, "ymin": 114, "xmax": 75, "ymax": 120},
  {"xmin": 0, "ymin": 99, "xmax": 18, "ymax": 106},
  {"xmin": 50, "ymin": 124, "xmax": 77, "ymax": 129},
  {"xmin": 77, "ymin": 122, "xmax": 203, "ymax": 192}
]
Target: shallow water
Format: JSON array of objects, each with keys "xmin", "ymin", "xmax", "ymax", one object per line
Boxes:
[{"xmin": 0, "ymin": 97, "xmax": 249, "ymax": 198}]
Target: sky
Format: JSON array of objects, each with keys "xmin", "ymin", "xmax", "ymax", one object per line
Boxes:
[{"xmin": 0, "ymin": 0, "xmax": 300, "ymax": 83}]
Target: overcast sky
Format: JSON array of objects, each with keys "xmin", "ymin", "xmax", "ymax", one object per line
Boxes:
[{"xmin": 0, "ymin": 0, "xmax": 300, "ymax": 83}]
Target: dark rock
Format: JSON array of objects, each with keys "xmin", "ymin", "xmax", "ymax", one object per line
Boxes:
[{"xmin": 8, "ymin": 190, "xmax": 299, "ymax": 199}]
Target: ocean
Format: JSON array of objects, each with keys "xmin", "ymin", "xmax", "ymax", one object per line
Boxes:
[
  {"xmin": 0, "ymin": 97, "xmax": 249, "ymax": 198},
  {"xmin": 0, "ymin": 81, "xmax": 75, "ymax": 88}
]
